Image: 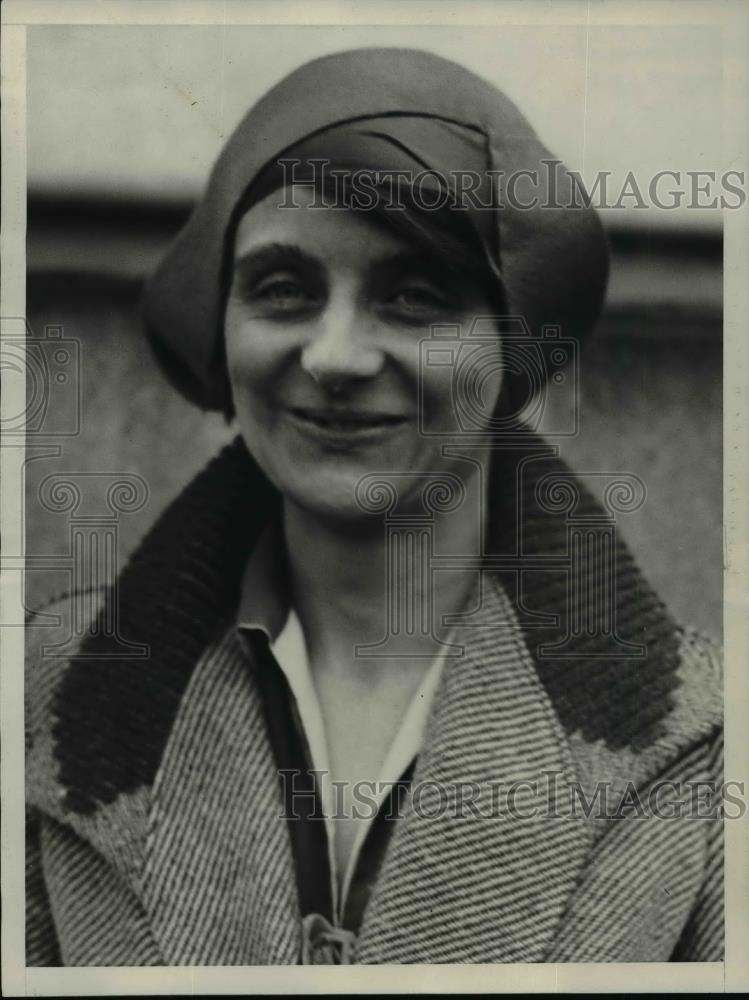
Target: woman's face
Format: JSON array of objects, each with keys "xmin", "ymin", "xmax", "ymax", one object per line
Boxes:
[{"xmin": 225, "ymin": 185, "xmax": 502, "ymax": 521}]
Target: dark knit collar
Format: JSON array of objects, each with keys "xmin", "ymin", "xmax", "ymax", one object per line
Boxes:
[{"xmin": 53, "ymin": 429, "xmax": 681, "ymax": 816}]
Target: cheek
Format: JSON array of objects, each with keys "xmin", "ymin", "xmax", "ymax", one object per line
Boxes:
[{"xmin": 224, "ymin": 310, "xmax": 281, "ymax": 394}]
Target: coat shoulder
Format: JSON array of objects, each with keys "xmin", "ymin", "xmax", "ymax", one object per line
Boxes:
[
  {"xmin": 26, "ymin": 587, "xmax": 157, "ymax": 882},
  {"xmin": 25, "ymin": 589, "xmax": 107, "ymax": 755},
  {"xmin": 670, "ymin": 623, "xmax": 723, "ymax": 740},
  {"xmin": 561, "ymin": 621, "xmax": 723, "ymax": 816}
]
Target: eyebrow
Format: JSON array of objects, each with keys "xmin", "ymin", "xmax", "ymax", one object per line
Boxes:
[{"xmin": 232, "ymin": 242, "xmax": 324, "ymax": 286}]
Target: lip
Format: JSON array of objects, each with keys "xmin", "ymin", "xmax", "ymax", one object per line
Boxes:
[{"xmin": 284, "ymin": 406, "xmax": 410, "ymax": 444}]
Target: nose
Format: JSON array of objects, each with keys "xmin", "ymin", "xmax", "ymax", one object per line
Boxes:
[{"xmin": 300, "ymin": 300, "xmax": 383, "ymax": 390}]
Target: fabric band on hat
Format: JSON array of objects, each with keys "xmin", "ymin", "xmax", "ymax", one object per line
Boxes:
[{"xmin": 236, "ymin": 115, "xmax": 504, "ymax": 286}]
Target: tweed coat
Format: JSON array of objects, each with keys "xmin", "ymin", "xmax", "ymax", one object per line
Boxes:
[{"xmin": 25, "ymin": 433, "xmax": 724, "ymax": 966}]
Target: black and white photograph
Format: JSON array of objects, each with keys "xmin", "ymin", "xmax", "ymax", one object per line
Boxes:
[{"xmin": 2, "ymin": 0, "xmax": 748, "ymax": 993}]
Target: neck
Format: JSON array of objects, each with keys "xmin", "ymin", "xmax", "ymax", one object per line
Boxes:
[{"xmin": 282, "ymin": 457, "xmax": 490, "ymax": 664}]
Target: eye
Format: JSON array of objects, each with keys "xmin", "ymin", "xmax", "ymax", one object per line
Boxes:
[
  {"xmin": 232, "ymin": 267, "xmax": 321, "ymax": 318},
  {"xmin": 386, "ymin": 285, "xmax": 451, "ymax": 319},
  {"xmin": 254, "ymin": 277, "xmax": 315, "ymax": 307}
]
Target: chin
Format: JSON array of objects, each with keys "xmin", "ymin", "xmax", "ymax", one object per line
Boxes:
[
  {"xmin": 276, "ymin": 467, "xmax": 372, "ymax": 522},
  {"xmin": 287, "ymin": 488, "xmax": 379, "ymax": 527}
]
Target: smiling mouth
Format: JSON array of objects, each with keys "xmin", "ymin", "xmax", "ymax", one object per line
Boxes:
[{"xmin": 287, "ymin": 406, "xmax": 409, "ymax": 434}]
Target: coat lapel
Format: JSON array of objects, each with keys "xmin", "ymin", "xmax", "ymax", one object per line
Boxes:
[
  {"xmin": 140, "ymin": 625, "xmax": 302, "ymax": 965},
  {"xmin": 356, "ymin": 573, "xmax": 592, "ymax": 963},
  {"xmin": 138, "ymin": 574, "xmax": 593, "ymax": 965}
]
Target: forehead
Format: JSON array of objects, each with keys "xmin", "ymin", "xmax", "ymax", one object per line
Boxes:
[{"xmin": 232, "ymin": 185, "xmax": 412, "ymax": 268}]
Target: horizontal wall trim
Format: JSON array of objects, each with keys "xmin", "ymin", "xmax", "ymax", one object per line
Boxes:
[
  {"xmin": 26, "ymin": 194, "xmax": 723, "ymax": 338},
  {"xmin": 27, "ymin": 191, "xmax": 723, "ymax": 253}
]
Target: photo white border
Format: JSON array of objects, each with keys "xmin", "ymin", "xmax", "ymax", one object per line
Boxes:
[{"xmin": 2, "ymin": 0, "xmax": 747, "ymax": 994}]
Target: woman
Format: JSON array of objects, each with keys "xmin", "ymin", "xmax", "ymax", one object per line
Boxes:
[{"xmin": 26, "ymin": 48, "xmax": 723, "ymax": 965}]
